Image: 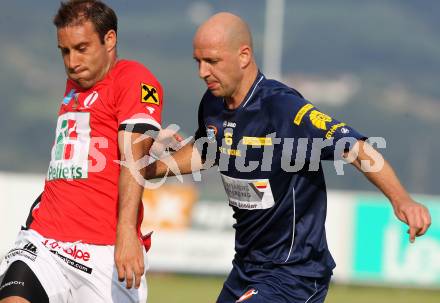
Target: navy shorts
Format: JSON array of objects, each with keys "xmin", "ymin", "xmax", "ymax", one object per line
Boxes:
[{"xmin": 217, "ymin": 259, "xmax": 331, "ymax": 303}]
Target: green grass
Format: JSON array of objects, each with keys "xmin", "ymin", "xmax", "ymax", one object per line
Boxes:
[
  {"xmin": 147, "ymin": 273, "xmax": 223, "ymax": 302},
  {"xmin": 326, "ymin": 284, "xmax": 440, "ymax": 303},
  {"xmin": 147, "ymin": 274, "xmax": 440, "ymax": 303}
]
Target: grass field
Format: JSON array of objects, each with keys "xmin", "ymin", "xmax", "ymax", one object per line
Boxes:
[{"xmin": 147, "ymin": 274, "xmax": 440, "ymax": 303}]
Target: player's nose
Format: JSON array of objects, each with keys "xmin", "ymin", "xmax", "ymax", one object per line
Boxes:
[
  {"xmin": 66, "ymin": 52, "xmax": 81, "ymax": 72},
  {"xmin": 198, "ymin": 61, "xmax": 211, "ymax": 79}
]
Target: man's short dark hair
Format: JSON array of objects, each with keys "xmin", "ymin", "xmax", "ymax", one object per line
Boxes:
[{"xmin": 53, "ymin": 0, "xmax": 117, "ymax": 44}]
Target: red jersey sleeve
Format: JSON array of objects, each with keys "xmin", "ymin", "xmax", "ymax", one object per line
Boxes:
[{"xmin": 113, "ymin": 60, "xmax": 163, "ymax": 131}]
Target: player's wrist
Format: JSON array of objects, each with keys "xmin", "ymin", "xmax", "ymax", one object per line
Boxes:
[
  {"xmin": 116, "ymin": 222, "xmax": 137, "ymax": 232},
  {"xmin": 388, "ymin": 192, "xmax": 412, "ymax": 209}
]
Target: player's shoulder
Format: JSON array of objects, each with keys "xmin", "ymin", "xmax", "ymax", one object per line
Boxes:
[
  {"xmin": 259, "ymin": 78, "xmax": 309, "ymax": 115},
  {"xmin": 112, "ymin": 59, "xmax": 160, "ymax": 83}
]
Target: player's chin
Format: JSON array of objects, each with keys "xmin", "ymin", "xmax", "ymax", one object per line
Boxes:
[
  {"xmin": 72, "ymin": 77, "xmax": 94, "ymax": 90},
  {"xmin": 209, "ymin": 88, "xmax": 224, "ymax": 97}
]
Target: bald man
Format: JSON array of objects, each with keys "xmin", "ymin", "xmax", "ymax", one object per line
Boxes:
[{"xmin": 147, "ymin": 12, "xmax": 431, "ymax": 303}]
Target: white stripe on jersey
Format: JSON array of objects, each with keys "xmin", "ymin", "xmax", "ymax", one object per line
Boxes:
[
  {"xmin": 120, "ymin": 118, "xmax": 161, "ymax": 129},
  {"xmin": 242, "ymin": 75, "xmax": 264, "ymax": 108},
  {"xmin": 284, "ymin": 185, "xmax": 296, "ymax": 262}
]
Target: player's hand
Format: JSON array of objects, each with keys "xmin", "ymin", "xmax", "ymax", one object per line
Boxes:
[
  {"xmin": 149, "ymin": 126, "xmax": 185, "ymax": 159},
  {"xmin": 115, "ymin": 225, "xmax": 145, "ymax": 289},
  {"xmin": 393, "ymin": 199, "xmax": 431, "ymax": 243}
]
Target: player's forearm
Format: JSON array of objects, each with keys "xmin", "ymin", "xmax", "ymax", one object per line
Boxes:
[
  {"xmin": 349, "ymin": 141, "xmax": 411, "ymax": 207},
  {"xmin": 117, "ymin": 131, "xmax": 153, "ymax": 229},
  {"xmin": 117, "ymin": 168, "xmax": 144, "ymax": 229},
  {"xmin": 146, "ymin": 142, "xmax": 204, "ymax": 179},
  {"xmin": 362, "ymin": 161, "xmax": 410, "ymax": 206}
]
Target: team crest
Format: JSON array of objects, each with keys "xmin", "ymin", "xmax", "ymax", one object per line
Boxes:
[
  {"xmin": 309, "ymin": 110, "xmax": 332, "ymax": 130},
  {"xmin": 141, "ymin": 83, "xmax": 160, "ymax": 105},
  {"xmin": 206, "ymin": 125, "xmax": 217, "ymax": 143}
]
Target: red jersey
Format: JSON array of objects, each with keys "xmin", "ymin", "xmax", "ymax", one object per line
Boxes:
[{"xmin": 30, "ymin": 60, "xmax": 162, "ymax": 244}]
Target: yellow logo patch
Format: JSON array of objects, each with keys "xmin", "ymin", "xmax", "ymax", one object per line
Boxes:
[
  {"xmin": 242, "ymin": 137, "xmax": 272, "ymax": 146},
  {"xmin": 224, "ymin": 132, "xmax": 233, "ymax": 146},
  {"xmin": 141, "ymin": 83, "xmax": 160, "ymax": 105},
  {"xmin": 309, "ymin": 110, "xmax": 332, "ymax": 130},
  {"xmin": 294, "ymin": 104, "xmax": 314, "ymax": 125},
  {"xmin": 325, "ymin": 122, "xmax": 346, "ymax": 139},
  {"xmin": 218, "ymin": 147, "xmax": 241, "ymax": 157}
]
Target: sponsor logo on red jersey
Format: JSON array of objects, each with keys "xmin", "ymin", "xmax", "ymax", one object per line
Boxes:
[
  {"xmin": 84, "ymin": 91, "xmax": 99, "ymax": 108},
  {"xmin": 141, "ymin": 83, "xmax": 160, "ymax": 105},
  {"xmin": 47, "ymin": 112, "xmax": 91, "ymax": 180}
]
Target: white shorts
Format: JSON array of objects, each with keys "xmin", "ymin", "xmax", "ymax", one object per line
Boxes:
[{"xmin": 0, "ymin": 229, "xmax": 148, "ymax": 303}]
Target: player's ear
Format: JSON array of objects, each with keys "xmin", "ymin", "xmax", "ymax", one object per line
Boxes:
[
  {"xmin": 238, "ymin": 45, "xmax": 251, "ymax": 69},
  {"xmin": 104, "ymin": 30, "xmax": 117, "ymax": 52}
]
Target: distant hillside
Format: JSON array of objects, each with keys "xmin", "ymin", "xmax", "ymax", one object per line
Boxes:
[{"xmin": 0, "ymin": 0, "xmax": 439, "ymax": 196}]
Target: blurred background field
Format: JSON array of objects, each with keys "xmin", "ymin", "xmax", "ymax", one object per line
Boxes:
[
  {"xmin": 1, "ymin": 0, "xmax": 440, "ymax": 194},
  {"xmin": 147, "ymin": 274, "xmax": 440, "ymax": 303}
]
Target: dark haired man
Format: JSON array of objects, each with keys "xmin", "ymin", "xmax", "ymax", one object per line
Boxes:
[
  {"xmin": 0, "ymin": 1, "xmax": 161, "ymax": 302},
  {"xmin": 147, "ymin": 12, "xmax": 431, "ymax": 303}
]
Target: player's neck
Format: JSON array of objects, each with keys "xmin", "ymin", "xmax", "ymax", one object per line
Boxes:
[
  {"xmin": 225, "ymin": 65, "xmax": 258, "ymax": 110},
  {"xmin": 101, "ymin": 54, "xmax": 118, "ymax": 80}
]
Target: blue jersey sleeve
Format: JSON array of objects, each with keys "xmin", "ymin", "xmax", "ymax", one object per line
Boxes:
[
  {"xmin": 194, "ymin": 94, "xmax": 219, "ymax": 164},
  {"xmin": 267, "ymin": 93, "xmax": 366, "ymax": 161},
  {"xmin": 194, "ymin": 100, "xmax": 206, "ymax": 141}
]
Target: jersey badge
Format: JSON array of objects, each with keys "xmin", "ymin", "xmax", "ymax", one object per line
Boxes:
[
  {"xmin": 4, "ymin": 241, "xmax": 38, "ymax": 262},
  {"xmin": 325, "ymin": 122, "xmax": 346, "ymax": 139},
  {"xmin": 309, "ymin": 110, "xmax": 332, "ymax": 130},
  {"xmin": 253, "ymin": 181, "xmax": 268, "ymax": 189},
  {"xmin": 223, "ymin": 121, "xmax": 236, "ymax": 128},
  {"xmin": 221, "ymin": 174, "xmax": 274, "ymax": 209},
  {"xmin": 146, "ymin": 106, "xmax": 155, "ymax": 115},
  {"xmin": 206, "ymin": 125, "xmax": 217, "ymax": 143},
  {"xmin": 141, "ymin": 83, "xmax": 160, "ymax": 105},
  {"xmin": 341, "ymin": 127, "xmax": 350, "ymax": 134},
  {"xmin": 236, "ymin": 289, "xmax": 259, "ymax": 302},
  {"xmin": 72, "ymin": 93, "xmax": 81, "ymax": 110},
  {"xmin": 62, "ymin": 89, "xmax": 76, "ymax": 105},
  {"xmin": 294, "ymin": 103, "xmax": 314, "ymax": 125},
  {"xmin": 84, "ymin": 91, "xmax": 99, "ymax": 108}
]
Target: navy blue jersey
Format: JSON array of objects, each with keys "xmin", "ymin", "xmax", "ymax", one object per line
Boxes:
[{"xmin": 195, "ymin": 72, "xmax": 366, "ymax": 278}]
